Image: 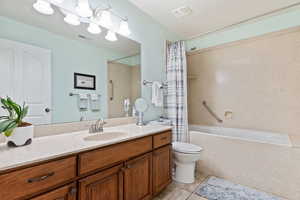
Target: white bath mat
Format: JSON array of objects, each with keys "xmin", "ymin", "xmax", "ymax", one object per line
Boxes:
[{"xmin": 196, "ymin": 176, "xmax": 283, "ymax": 200}]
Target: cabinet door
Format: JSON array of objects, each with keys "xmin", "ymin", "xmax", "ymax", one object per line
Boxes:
[
  {"xmin": 124, "ymin": 153, "xmax": 152, "ymax": 200},
  {"xmin": 31, "ymin": 183, "xmax": 77, "ymax": 200},
  {"xmin": 79, "ymin": 164, "xmax": 123, "ymax": 200},
  {"xmin": 153, "ymin": 145, "xmax": 172, "ymax": 195}
]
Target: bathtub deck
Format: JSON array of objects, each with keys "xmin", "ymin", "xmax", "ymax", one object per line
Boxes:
[{"xmin": 189, "ymin": 125, "xmax": 292, "ymax": 146}]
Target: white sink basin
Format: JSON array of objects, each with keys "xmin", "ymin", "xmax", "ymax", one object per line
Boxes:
[{"xmin": 84, "ymin": 132, "xmax": 128, "ymax": 141}]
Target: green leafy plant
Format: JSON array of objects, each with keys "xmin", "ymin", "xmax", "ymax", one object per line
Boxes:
[{"xmin": 0, "ymin": 97, "xmax": 30, "ymax": 137}]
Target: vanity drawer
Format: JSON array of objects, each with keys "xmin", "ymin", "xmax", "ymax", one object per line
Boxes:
[
  {"xmin": 79, "ymin": 136, "xmax": 152, "ymax": 175},
  {"xmin": 31, "ymin": 183, "xmax": 77, "ymax": 200},
  {"xmin": 153, "ymin": 131, "xmax": 172, "ymax": 149},
  {"xmin": 0, "ymin": 156, "xmax": 76, "ymax": 200}
]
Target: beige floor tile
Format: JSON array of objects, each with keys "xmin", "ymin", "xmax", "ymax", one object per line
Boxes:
[
  {"xmin": 157, "ymin": 187, "xmax": 192, "ymax": 200},
  {"xmin": 187, "ymin": 194, "xmax": 207, "ymax": 200}
]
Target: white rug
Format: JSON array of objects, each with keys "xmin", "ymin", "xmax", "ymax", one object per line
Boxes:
[{"xmin": 196, "ymin": 177, "xmax": 283, "ymax": 200}]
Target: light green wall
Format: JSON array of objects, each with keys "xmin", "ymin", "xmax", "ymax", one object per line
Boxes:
[
  {"xmin": 116, "ymin": 54, "xmax": 141, "ymax": 66},
  {"xmin": 0, "ymin": 16, "xmax": 125, "ymax": 123},
  {"xmin": 186, "ymin": 6, "xmax": 300, "ymax": 51}
]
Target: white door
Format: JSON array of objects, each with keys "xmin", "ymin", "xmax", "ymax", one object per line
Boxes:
[{"xmin": 0, "ymin": 39, "xmax": 51, "ymax": 125}]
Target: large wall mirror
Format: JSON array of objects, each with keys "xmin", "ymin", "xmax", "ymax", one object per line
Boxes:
[{"xmin": 0, "ymin": 0, "xmax": 141, "ymax": 125}]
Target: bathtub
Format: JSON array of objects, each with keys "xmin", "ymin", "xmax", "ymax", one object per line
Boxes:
[
  {"xmin": 189, "ymin": 125, "xmax": 299, "ymax": 200},
  {"xmin": 189, "ymin": 125, "xmax": 291, "ymax": 146}
]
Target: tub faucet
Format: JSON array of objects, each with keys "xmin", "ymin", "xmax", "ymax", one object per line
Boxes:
[{"xmin": 89, "ymin": 118, "xmax": 106, "ymax": 133}]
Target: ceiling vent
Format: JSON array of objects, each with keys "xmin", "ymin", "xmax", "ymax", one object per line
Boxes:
[{"xmin": 172, "ymin": 6, "xmax": 193, "ymax": 18}]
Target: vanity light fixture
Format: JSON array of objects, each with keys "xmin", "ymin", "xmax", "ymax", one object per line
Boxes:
[
  {"xmin": 105, "ymin": 30, "xmax": 117, "ymax": 42},
  {"xmin": 87, "ymin": 22, "xmax": 102, "ymax": 34},
  {"xmin": 52, "ymin": 0, "xmax": 65, "ymax": 3},
  {"xmin": 119, "ymin": 19, "xmax": 131, "ymax": 36},
  {"xmin": 76, "ymin": 0, "xmax": 93, "ymax": 18},
  {"xmin": 31, "ymin": 0, "xmax": 131, "ymax": 41},
  {"xmin": 64, "ymin": 13, "xmax": 81, "ymax": 26},
  {"xmin": 33, "ymin": 0, "xmax": 54, "ymax": 15}
]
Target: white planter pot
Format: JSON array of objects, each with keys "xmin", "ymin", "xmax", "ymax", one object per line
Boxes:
[{"xmin": 7, "ymin": 125, "xmax": 34, "ymax": 147}]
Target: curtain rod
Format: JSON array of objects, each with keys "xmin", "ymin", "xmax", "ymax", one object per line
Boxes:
[{"xmin": 186, "ymin": 2, "xmax": 300, "ymax": 40}]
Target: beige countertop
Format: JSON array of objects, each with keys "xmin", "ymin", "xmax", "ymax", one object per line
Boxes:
[{"xmin": 0, "ymin": 124, "xmax": 172, "ymax": 172}]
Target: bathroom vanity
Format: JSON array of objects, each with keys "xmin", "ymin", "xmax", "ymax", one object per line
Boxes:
[{"xmin": 0, "ymin": 124, "xmax": 172, "ymax": 200}]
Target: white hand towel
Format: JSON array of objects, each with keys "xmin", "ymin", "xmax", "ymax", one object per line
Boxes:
[
  {"xmin": 79, "ymin": 94, "xmax": 88, "ymax": 99},
  {"xmin": 90, "ymin": 94, "xmax": 99, "ymax": 101},
  {"xmin": 78, "ymin": 94, "xmax": 88, "ymax": 109},
  {"xmin": 151, "ymin": 81, "xmax": 163, "ymax": 107}
]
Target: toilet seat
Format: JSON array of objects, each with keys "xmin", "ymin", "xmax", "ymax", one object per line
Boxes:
[{"xmin": 173, "ymin": 142, "xmax": 202, "ymax": 154}]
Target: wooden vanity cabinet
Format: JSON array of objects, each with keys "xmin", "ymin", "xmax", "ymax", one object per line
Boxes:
[
  {"xmin": 31, "ymin": 183, "xmax": 77, "ymax": 200},
  {"xmin": 123, "ymin": 153, "xmax": 152, "ymax": 200},
  {"xmin": 0, "ymin": 156, "xmax": 76, "ymax": 200},
  {"xmin": 79, "ymin": 164, "xmax": 124, "ymax": 200},
  {"xmin": 152, "ymin": 145, "xmax": 172, "ymax": 195},
  {"xmin": 1, "ymin": 130, "xmax": 172, "ymax": 200}
]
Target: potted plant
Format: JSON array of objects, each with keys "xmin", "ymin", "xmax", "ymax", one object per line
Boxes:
[{"xmin": 0, "ymin": 97, "xmax": 33, "ymax": 147}]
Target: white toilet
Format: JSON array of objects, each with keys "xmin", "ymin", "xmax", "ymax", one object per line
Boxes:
[{"xmin": 173, "ymin": 142, "xmax": 203, "ymax": 183}]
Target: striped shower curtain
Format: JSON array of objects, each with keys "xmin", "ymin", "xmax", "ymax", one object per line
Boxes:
[{"xmin": 165, "ymin": 41, "xmax": 189, "ymax": 142}]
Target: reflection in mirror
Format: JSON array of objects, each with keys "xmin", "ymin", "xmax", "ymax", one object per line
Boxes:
[
  {"xmin": 107, "ymin": 54, "xmax": 141, "ymax": 118},
  {"xmin": 0, "ymin": 0, "xmax": 141, "ymax": 125}
]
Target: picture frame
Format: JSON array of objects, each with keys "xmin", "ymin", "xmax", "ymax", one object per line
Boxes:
[{"xmin": 74, "ymin": 73, "xmax": 96, "ymax": 90}]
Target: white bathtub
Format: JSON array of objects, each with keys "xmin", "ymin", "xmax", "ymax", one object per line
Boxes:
[
  {"xmin": 189, "ymin": 125, "xmax": 299, "ymax": 200},
  {"xmin": 189, "ymin": 125, "xmax": 291, "ymax": 146}
]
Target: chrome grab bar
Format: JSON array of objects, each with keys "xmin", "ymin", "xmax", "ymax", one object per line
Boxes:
[
  {"xmin": 202, "ymin": 101, "xmax": 223, "ymax": 123},
  {"xmin": 110, "ymin": 80, "xmax": 114, "ymax": 101}
]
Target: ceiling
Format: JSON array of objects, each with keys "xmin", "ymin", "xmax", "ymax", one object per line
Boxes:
[
  {"xmin": 128, "ymin": 0, "xmax": 300, "ymax": 39},
  {"xmin": 0, "ymin": 0, "xmax": 140, "ymax": 56}
]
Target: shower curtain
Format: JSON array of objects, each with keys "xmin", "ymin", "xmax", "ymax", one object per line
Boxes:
[{"xmin": 165, "ymin": 41, "xmax": 189, "ymax": 142}]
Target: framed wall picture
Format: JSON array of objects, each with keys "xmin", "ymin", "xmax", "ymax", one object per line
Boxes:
[{"xmin": 74, "ymin": 73, "xmax": 96, "ymax": 90}]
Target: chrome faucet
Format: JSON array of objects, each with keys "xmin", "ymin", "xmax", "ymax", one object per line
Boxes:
[{"xmin": 89, "ymin": 118, "xmax": 106, "ymax": 133}]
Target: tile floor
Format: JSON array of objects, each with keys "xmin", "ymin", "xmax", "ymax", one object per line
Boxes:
[
  {"xmin": 153, "ymin": 173, "xmax": 209, "ymax": 200},
  {"xmin": 154, "ymin": 174, "xmax": 287, "ymax": 200}
]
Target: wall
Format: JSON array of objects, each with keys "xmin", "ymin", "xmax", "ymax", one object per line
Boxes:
[
  {"xmin": 117, "ymin": 54, "xmax": 141, "ymax": 66},
  {"xmin": 186, "ymin": 6, "xmax": 300, "ymax": 51},
  {"xmin": 187, "ymin": 27, "xmax": 300, "ymax": 136}
]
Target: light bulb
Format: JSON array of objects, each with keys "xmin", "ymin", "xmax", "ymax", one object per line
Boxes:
[
  {"xmin": 105, "ymin": 30, "xmax": 117, "ymax": 41},
  {"xmin": 64, "ymin": 13, "xmax": 80, "ymax": 26},
  {"xmin": 87, "ymin": 23, "xmax": 101, "ymax": 34},
  {"xmin": 99, "ymin": 10, "xmax": 112, "ymax": 28},
  {"xmin": 33, "ymin": 0, "xmax": 54, "ymax": 15},
  {"xmin": 119, "ymin": 20, "xmax": 131, "ymax": 36},
  {"xmin": 76, "ymin": 0, "xmax": 93, "ymax": 18}
]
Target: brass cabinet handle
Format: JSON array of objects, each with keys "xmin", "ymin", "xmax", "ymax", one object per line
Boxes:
[{"xmin": 27, "ymin": 172, "xmax": 55, "ymax": 183}]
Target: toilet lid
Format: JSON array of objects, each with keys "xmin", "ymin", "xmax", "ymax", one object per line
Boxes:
[{"xmin": 173, "ymin": 142, "xmax": 203, "ymax": 154}]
